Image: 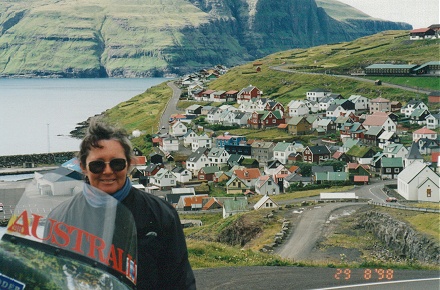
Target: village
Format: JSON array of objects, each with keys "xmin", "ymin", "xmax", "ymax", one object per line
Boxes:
[{"xmin": 121, "ymin": 58, "xmax": 440, "ymax": 219}]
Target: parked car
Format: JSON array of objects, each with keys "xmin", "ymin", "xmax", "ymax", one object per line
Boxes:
[
  {"xmin": 386, "ymin": 197, "xmax": 397, "ymax": 202},
  {"xmin": 0, "ymin": 202, "xmax": 3, "ymax": 212}
]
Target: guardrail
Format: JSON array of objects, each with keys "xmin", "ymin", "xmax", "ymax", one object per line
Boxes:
[{"xmin": 369, "ymin": 201, "xmax": 439, "ymax": 213}]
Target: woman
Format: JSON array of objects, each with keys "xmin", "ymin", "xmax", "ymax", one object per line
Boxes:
[{"xmin": 55, "ymin": 118, "xmax": 196, "ymax": 289}]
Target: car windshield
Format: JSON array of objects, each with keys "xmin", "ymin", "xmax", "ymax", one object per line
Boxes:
[{"xmin": 0, "ymin": 173, "xmax": 137, "ymax": 289}]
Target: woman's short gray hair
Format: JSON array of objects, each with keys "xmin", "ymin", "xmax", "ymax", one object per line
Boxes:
[{"xmin": 78, "ymin": 118, "xmax": 135, "ymax": 167}]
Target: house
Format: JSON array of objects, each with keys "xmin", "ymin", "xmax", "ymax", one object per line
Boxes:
[
  {"xmin": 198, "ymin": 166, "xmax": 219, "ymax": 181},
  {"xmin": 390, "ymin": 101, "xmax": 402, "ymax": 112},
  {"xmin": 225, "ymin": 143, "xmax": 252, "ymax": 157},
  {"xmin": 339, "ymin": 122, "xmax": 365, "ymax": 141},
  {"xmin": 409, "ymin": 27, "xmax": 437, "ymax": 40},
  {"xmin": 410, "ymin": 108, "xmax": 430, "ymax": 125},
  {"xmin": 213, "ymin": 171, "xmax": 231, "ymax": 183},
  {"xmin": 216, "ymin": 135, "xmax": 247, "ymax": 148},
  {"xmin": 412, "ymin": 127, "xmax": 437, "ymax": 142},
  {"xmin": 169, "ymin": 120, "xmax": 188, "ymax": 137},
  {"xmin": 332, "ymin": 151, "xmax": 351, "ymax": 163},
  {"xmin": 171, "ymin": 167, "xmax": 193, "ymax": 183},
  {"xmin": 247, "ymin": 110, "xmax": 284, "ymax": 129},
  {"xmin": 202, "ymin": 197, "xmax": 224, "ymax": 210},
  {"xmin": 287, "ymin": 116, "xmax": 312, "ymax": 135},
  {"xmin": 207, "ymin": 107, "xmax": 223, "ymax": 124},
  {"xmin": 253, "ymin": 195, "xmax": 279, "ymax": 210},
  {"xmin": 315, "ymin": 119, "xmax": 336, "ymax": 134},
  {"xmin": 227, "ymin": 154, "xmax": 245, "ymax": 168},
  {"xmin": 346, "ymin": 145, "xmax": 376, "ymax": 164},
  {"xmin": 362, "ymin": 112, "xmax": 396, "ymax": 132},
  {"xmin": 250, "ymin": 141, "xmax": 275, "ymax": 165},
  {"xmin": 185, "ymin": 104, "xmax": 203, "ymax": 115},
  {"xmin": 225, "ymin": 90, "xmax": 239, "ymax": 102},
  {"xmin": 378, "ymin": 131, "xmax": 400, "ymax": 149},
  {"xmin": 401, "ymin": 100, "xmax": 429, "ymax": 118},
  {"xmin": 428, "ymin": 91, "xmax": 440, "ymax": 104},
  {"xmin": 315, "ymin": 171, "xmax": 349, "ymax": 184},
  {"xmin": 237, "ymin": 85, "xmax": 263, "ymax": 103},
  {"xmin": 287, "ymin": 100, "xmax": 309, "ymax": 117},
  {"xmin": 232, "ymin": 167, "xmax": 262, "ymax": 190},
  {"xmin": 226, "ymin": 175, "xmax": 250, "ymax": 194},
  {"xmin": 185, "ymin": 147, "xmax": 210, "ymax": 174},
  {"xmin": 263, "ymin": 160, "xmax": 283, "ymax": 175},
  {"xmin": 208, "ymin": 148, "xmax": 230, "ymax": 169},
  {"xmin": 425, "ymin": 113, "xmax": 440, "ymax": 129},
  {"xmin": 383, "ymin": 143, "xmax": 408, "ymax": 159},
  {"xmin": 160, "ymin": 136, "xmax": 179, "ymax": 152},
  {"xmin": 191, "ymin": 133, "xmax": 212, "ymax": 152},
  {"xmin": 381, "ymin": 157, "xmax": 404, "ymax": 179},
  {"xmin": 363, "ymin": 126, "xmax": 384, "ymax": 147},
  {"xmin": 241, "ymin": 158, "xmax": 260, "ymax": 169},
  {"xmin": 369, "ymin": 97, "xmax": 391, "ymax": 113},
  {"xmin": 397, "ymin": 161, "xmax": 439, "ymax": 202},
  {"xmin": 303, "ymin": 145, "xmax": 331, "ymax": 164},
  {"xmin": 176, "ymin": 194, "xmax": 209, "ymax": 211},
  {"xmin": 183, "ymin": 130, "xmax": 198, "ymax": 147},
  {"xmin": 223, "ymin": 197, "xmax": 248, "ymax": 218},
  {"xmin": 149, "ymin": 168, "xmax": 177, "ymax": 189},
  {"xmin": 348, "ymin": 95, "xmax": 370, "ymax": 111},
  {"xmin": 283, "ymin": 173, "xmax": 312, "ymax": 190},
  {"xmin": 306, "ymin": 88, "xmax": 331, "ymax": 102},
  {"xmin": 255, "ymin": 175, "xmax": 280, "ymax": 195},
  {"xmin": 416, "ymin": 138, "xmax": 439, "ymax": 155},
  {"xmin": 272, "ymin": 141, "xmax": 297, "ymax": 164}
]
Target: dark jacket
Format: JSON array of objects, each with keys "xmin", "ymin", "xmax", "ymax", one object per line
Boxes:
[{"xmin": 122, "ymin": 187, "xmax": 196, "ymax": 290}]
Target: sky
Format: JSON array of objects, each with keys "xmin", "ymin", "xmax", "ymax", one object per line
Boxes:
[{"xmin": 337, "ymin": 0, "xmax": 439, "ymax": 29}]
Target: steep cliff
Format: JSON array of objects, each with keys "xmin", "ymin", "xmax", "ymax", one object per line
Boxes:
[{"xmin": 0, "ymin": 0, "xmax": 411, "ymax": 77}]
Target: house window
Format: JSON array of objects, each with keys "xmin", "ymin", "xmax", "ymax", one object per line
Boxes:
[
  {"xmin": 427, "ymin": 188, "xmax": 431, "ymax": 197},
  {"xmin": 394, "ymin": 168, "xmax": 399, "ymax": 173},
  {"xmin": 268, "ymin": 181, "xmax": 272, "ymax": 185},
  {"xmin": 171, "ymin": 180, "xmax": 174, "ymax": 184},
  {"xmin": 386, "ymin": 168, "xmax": 391, "ymax": 173}
]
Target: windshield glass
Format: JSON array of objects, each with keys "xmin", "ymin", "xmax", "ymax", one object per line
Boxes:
[{"xmin": 1, "ymin": 173, "xmax": 137, "ymax": 289}]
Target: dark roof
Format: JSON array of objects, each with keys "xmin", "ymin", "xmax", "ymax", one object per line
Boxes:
[
  {"xmin": 312, "ymin": 165, "xmax": 334, "ymax": 174},
  {"xmin": 308, "ymin": 145, "xmax": 331, "ymax": 155}
]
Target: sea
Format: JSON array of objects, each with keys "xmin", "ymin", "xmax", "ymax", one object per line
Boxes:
[{"xmin": 0, "ymin": 78, "xmax": 167, "ymax": 181}]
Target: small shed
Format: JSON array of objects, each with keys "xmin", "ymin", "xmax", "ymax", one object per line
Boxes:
[{"xmin": 320, "ymin": 192, "xmax": 358, "ymax": 201}]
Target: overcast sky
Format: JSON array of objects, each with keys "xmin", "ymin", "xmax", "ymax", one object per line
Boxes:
[{"xmin": 337, "ymin": 0, "xmax": 439, "ymax": 29}]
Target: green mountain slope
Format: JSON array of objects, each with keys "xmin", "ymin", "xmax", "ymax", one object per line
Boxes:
[{"xmin": 0, "ymin": 0, "xmax": 411, "ymax": 77}]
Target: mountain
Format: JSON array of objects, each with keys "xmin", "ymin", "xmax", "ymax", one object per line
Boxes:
[{"xmin": 0, "ymin": 0, "xmax": 411, "ymax": 78}]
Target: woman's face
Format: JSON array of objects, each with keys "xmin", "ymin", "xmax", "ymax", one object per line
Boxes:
[{"xmin": 81, "ymin": 139, "xmax": 129, "ymax": 194}]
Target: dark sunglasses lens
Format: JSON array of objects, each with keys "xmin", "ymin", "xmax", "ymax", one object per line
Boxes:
[
  {"xmin": 88, "ymin": 161, "xmax": 106, "ymax": 174},
  {"xmin": 110, "ymin": 159, "xmax": 126, "ymax": 171}
]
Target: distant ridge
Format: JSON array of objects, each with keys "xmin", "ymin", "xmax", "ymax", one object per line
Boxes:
[{"xmin": 0, "ymin": 0, "xmax": 411, "ymax": 78}]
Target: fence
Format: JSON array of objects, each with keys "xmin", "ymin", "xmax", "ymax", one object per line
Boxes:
[{"xmin": 369, "ymin": 201, "xmax": 439, "ymax": 213}]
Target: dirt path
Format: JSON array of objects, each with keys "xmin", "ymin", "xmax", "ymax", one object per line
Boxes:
[{"xmin": 276, "ymin": 202, "xmax": 365, "ymax": 261}]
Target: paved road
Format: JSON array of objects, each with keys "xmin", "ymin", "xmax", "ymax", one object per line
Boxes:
[
  {"xmin": 158, "ymin": 81, "xmax": 183, "ymax": 133},
  {"xmin": 194, "ymin": 266, "xmax": 440, "ymax": 290},
  {"xmin": 276, "ymin": 202, "xmax": 365, "ymax": 261}
]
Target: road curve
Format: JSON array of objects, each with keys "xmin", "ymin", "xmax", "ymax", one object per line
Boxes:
[{"xmin": 276, "ymin": 202, "xmax": 366, "ymax": 261}]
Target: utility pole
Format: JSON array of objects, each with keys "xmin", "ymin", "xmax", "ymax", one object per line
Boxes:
[{"xmin": 47, "ymin": 123, "xmax": 50, "ymax": 153}]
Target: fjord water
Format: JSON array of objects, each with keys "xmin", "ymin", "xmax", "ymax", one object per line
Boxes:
[{"xmin": 0, "ymin": 78, "xmax": 167, "ymax": 156}]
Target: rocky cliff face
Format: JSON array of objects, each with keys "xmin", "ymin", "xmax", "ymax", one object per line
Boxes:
[
  {"xmin": 361, "ymin": 211, "xmax": 439, "ymax": 265},
  {"xmin": 0, "ymin": 0, "xmax": 411, "ymax": 77}
]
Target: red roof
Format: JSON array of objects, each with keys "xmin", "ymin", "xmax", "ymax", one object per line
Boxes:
[
  {"xmin": 234, "ymin": 168, "xmax": 261, "ymax": 180},
  {"xmin": 354, "ymin": 176, "xmax": 369, "ymax": 182},
  {"xmin": 413, "ymin": 127, "xmax": 436, "ymax": 134},
  {"xmin": 410, "ymin": 28, "xmax": 431, "ymax": 33},
  {"xmin": 132, "ymin": 156, "xmax": 147, "ymax": 165},
  {"xmin": 432, "ymin": 152, "xmax": 440, "ymax": 163}
]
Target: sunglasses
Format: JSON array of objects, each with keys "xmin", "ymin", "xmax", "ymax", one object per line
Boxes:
[{"xmin": 87, "ymin": 158, "xmax": 127, "ymax": 174}]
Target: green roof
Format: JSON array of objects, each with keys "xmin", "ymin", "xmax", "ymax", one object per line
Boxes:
[
  {"xmin": 328, "ymin": 172, "xmax": 349, "ymax": 181},
  {"xmin": 381, "ymin": 157, "xmax": 403, "ymax": 167},
  {"xmin": 346, "ymin": 145, "xmax": 374, "ymax": 157},
  {"xmin": 223, "ymin": 198, "xmax": 248, "ymax": 212}
]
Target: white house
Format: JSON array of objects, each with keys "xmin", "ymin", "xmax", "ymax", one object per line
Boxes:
[
  {"xmin": 401, "ymin": 100, "xmax": 429, "ymax": 118},
  {"xmin": 191, "ymin": 133, "xmax": 212, "ymax": 152},
  {"xmin": 183, "ymin": 130, "xmax": 198, "ymax": 147},
  {"xmin": 149, "ymin": 168, "xmax": 177, "ymax": 189},
  {"xmin": 171, "ymin": 167, "xmax": 193, "ymax": 183},
  {"xmin": 348, "ymin": 95, "xmax": 370, "ymax": 111},
  {"xmin": 425, "ymin": 113, "xmax": 440, "ymax": 129},
  {"xmin": 169, "ymin": 120, "xmax": 188, "ymax": 137},
  {"xmin": 34, "ymin": 167, "xmax": 83, "ymax": 196},
  {"xmin": 185, "ymin": 148, "xmax": 210, "ymax": 174},
  {"xmin": 255, "ymin": 175, "xmax": 280, "ymax": 195},
  {"xmin": 306, "ymin": 88, "xmax": 331, "ymax": 102},
  {"xmin": 160, "ymin": 136, "xmax": 179, "ymax": 152},
  {"xmin": 363, "ymin": 112, "xmax": 396, "ymax": 132},
  {"xmin": 253, "ymin": 195, "xmax": 279, "ymax": 210},
  {"xmin": 207, "ymin": 107, "xmax": 222, "ymax": 124},
  {"xmin": 397, "ymin": 161, "xmax": 439, "ymax": 202},
  {"xmin": 273, "ymin": 141, "xmax": 297, "ymax": 164},
  {"xmin": 382, "ymin": 143, "xmax": 408, "ymax": 159},
  {"xmin": 412, "ymin": 127, "xmax": 437, "ymax": 142},
  {"xmin": 287, "ymin": 100, "xmax": 309, "ymax": 117},
  {"xmin": 208, "ymin": 148, "xmax": 230, "ymax": 169}
]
